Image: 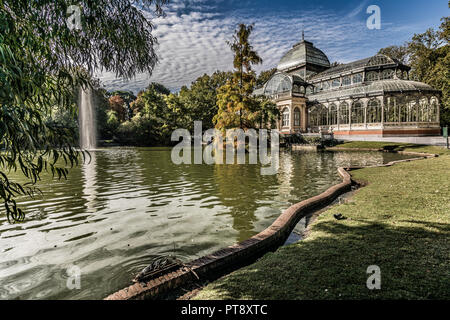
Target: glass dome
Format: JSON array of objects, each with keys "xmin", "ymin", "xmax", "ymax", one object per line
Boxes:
[{"xmin": 263, "ymin": 73, "xmax": 292, "ymax": 95}]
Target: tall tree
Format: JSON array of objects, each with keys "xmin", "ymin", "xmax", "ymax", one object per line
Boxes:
[
  {"xmin": 0, "ymin": 0, "xmax": 168, "ymax": 221},
  {"xmin": 214, "ymin": 24, "xmax": 264, "ymax": 131}
]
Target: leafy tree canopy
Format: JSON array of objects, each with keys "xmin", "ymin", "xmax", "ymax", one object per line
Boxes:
[
  {"xmin": 380, "ymin": 13, "xmax": 449, "ymax": 127},
  {"xmin": 214, "ymin": 24, "xmax": 279, "ymax": 131},
  {"xmin": 0, "ymin": 0, "xmax": 167, "ymax": 221}
]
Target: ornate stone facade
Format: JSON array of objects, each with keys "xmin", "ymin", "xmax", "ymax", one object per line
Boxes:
[{"xmin": 255, "ymin": 38, "xmax": 442, "ymax": 137}]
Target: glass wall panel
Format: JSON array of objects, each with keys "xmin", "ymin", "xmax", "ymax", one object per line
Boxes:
[
  {"xmin": 343, "ymin": 76, "xmax": 351, "ymax": 86},
  {"xmin": 382, "ymin": 69, "xmax": 394, "ymax": 80},
  {"xmin": 264, "ymin": 74, "xmax": 292, "ymax": 95},
  {"xmin": 385, "ymin": 96, "xmax": 399, "ymax": 122},
  {"xmin": 366, "ymin": 71, "xmax": 379, "ymax": 81},
  {"xmin": 407, "ymin": 100, "xmax": 418, "ymax": 122},
  {"xmin": 419, "ymin": 97, "xmax": 429, "ymax": 122},
  {"xmin": 351, "ymin": 101, "xmax": 365, "ymax": 124},
  {"xmin": 294, "ymin": 108, "xmax": 301, "ymax": 126},
  {"xmin": 339, "ymin": 102, "xmax": 349, "ymax": 125},
  {"xmin": 367, "ymin": 99, "xmax": 382, "ymax": 123},
  {"xmin": 399, "ymin": 97, "xmax": 408, "ymax": 122},
  {"xmin": 282, "ymin": 107, "xmax": 290, "ymax": 127},
  {"xmin": 352, "ymin": 73, "xmax": 363, "ymax": 84},
  {"xmin": 430, "ymin": 97, "xmax": 439, "ymax": 122},
  {"xmin": 329, "ymin": 104, "xmax": 338, "ymax": 125},
  {"xmin": 332, "ymin": 79, "xmax": 341, "ymax": 88}
]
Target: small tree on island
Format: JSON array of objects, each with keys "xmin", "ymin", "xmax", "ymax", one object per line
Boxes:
[{"xmin": 214, "ymin": 24, "xmax": 279, "ymax": 132}]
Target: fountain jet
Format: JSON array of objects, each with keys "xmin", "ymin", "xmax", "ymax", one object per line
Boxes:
[{"xmin": 78, "ymin": 86, "xmax": 97, "ymax": 150}]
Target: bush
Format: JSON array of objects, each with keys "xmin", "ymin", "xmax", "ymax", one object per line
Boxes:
[{"xmin": 116, "ymin": 113, "xmax": 157, "ymax": 146}]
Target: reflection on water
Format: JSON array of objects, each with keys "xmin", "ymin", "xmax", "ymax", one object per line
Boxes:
[
  {"xmin": 0, "ymin": 148, "xmax": 413, "ymax": 299},
  {"xmin": 82, "ymin": 153, "xmax": 98, "ymax": 214}
]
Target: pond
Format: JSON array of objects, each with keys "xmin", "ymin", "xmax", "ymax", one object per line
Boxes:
[{"xmin": 0, "ymin": 148, "xmax": 413, "ymax": 299}]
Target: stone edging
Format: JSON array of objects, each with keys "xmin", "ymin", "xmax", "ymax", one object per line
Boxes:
[{"xmin": 105, "ymin": 150, "xmax": 438, "ymax": 300}]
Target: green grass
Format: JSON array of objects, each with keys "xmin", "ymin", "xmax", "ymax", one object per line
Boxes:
[{"xmin": 194, "ymin": 143, "xmax": 450, "ymax": 300}]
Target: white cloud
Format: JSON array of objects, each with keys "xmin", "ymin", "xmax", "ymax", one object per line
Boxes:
[{"xmin": 96, "ymin": 0, "xmax": 423, "ymax": 93}]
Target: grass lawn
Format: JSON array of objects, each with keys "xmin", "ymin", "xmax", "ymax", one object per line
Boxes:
[{"xmin": 194, "ymin": 143, "xmax": 450, "ymax": 300}]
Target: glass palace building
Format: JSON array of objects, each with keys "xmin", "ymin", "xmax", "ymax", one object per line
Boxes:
[{"xmin": 254, "ymin": 37, "xmax": 442, "ymax": 137}]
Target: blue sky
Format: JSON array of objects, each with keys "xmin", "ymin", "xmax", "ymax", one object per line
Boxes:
[{"xmin": 97, "ymin": 0, "xmax": 449, "ymax": 93}]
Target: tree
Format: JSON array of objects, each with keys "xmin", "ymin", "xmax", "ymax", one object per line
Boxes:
[
  {"xmin": 214, "ymin": 24, "xmax": 264, "ymax": 131},
  {"xmin": 108, "ymin": 95, "xmax": 127, "ymax": 121},
  {"xmin": 407, "ymin": 17, "xmax": 449, "ymax": 127},
  {"xmin": 0, "ymin": 0, "xmax": 167, "ymax": 222},
  {"xmin": 109, "ymin": 90, "xmax": 137, "ymax": 120},
  {"xmin": 120, "ymin": 82, "xmax": 173, "ymax": 146},
  {"xmin": 378, "ymin": 45, "xmax": 409, "ymax": 64},
  {"xmin": 330, "ymin": 61, "xmax": 343, "ymax": 68},
  {"xmin": 144, "ymin": 82, "xmax": 171, "ymax": 96},
  {"xmin": 254, "ymin": 96, "xmax": 280, "ymax": 130},
  {"xmin": 179, "ymin": 71, "xmax": 233, "ymax": 130},
  {"xmin": 256, "ymin": 68, "xmax": 277, "ymax": 87},
  {"xmin": 378, "ymin": 12, "xmax": 450, "ymax": 127}
]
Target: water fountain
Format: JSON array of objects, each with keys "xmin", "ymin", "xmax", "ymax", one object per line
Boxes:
[{"xmin": 78, "ymin": 85, "xmax": 97, "ymax": 150}]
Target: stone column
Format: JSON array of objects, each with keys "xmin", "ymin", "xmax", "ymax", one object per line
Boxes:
[
  {"xmin": 381, "ymin": 96, "xmax": 385, "ymax": 129},
  {"xmin": 289, "ymin": 104, "xmax": 294, "ymax": 134},
  {"xmin": 302, "ymin": 104, "xmax": 308, "ymax": 132}
]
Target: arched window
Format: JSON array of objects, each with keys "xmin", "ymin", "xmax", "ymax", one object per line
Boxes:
[
  {"xmin": 381, "ymin": 69, "xmax": 394, "ymax": 80},
  {"xmin": 308, "ymin": 105, "xmax": 328, "ymax": 127},
  {"xmin": 343, "ymin": 76, "xmax": 351, "ymax": 86},
  {"xmin": 300, "ymin": 86, "xmax": 306, "ymax": 94},
  {"xmin": 294, "ymin": 108, "xmax": 301, "ymax": 126},
  {"xmin": 399, "ymin": 96, "xmax": 408, "ymax": 122},
  {"xmin": 407, "ymin": 100, "xmax": 418, "ymax": 122},
  {"xmin": 329, "ymin": 104, "xmax": 338, "ymax": 125},
  {"xmin": 352, "ymin": 73, "xmax": 363, "ymax": 84},
  {"xmin": 419, "ymin": 97, "xmax": 429, "ymax": 122},
  {"xmin": 396, "ymin": 69, "xmax": 403, "ymax": 79},
  {"xmin": 351, "ymin": 101, "xmax": 365, "ymax": 124},
  {"xmin": 332, "ymin": 79, "xmax": 341, "ymax": 88},
  {"xmin": 366, "ymin": 71, "xmax": 379, "ymax": 82},
  {"xmin": 385, "ymin": 96, "xmax": 399, "ymax": 123},
  {"xmin": 430, "ymin": 97, "xmax": 439, "ymax": 122},
  {"xmin": 264, "ymin": 74, "xmax": 292, "ymax": 95},
  {"xmin": 367, "ymin": 99, "xmax": 382, "ymax": 123},
  {"xmin": 339, "ymin": 102, "xmax": 349, "ymax": 125},
  {"xmin": 282, "ymin": 107, "xmax": 290, "ymax": 127},
  {"xmin": 306, "ymin": 86, "xmax": 313, "ymax": 95}
]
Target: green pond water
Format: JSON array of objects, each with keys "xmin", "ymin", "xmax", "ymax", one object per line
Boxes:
[{"xmin": 0, "ymin": 148, "xmax": 413, "ymax": 299}]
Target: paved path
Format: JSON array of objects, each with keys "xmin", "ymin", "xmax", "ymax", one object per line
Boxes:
[{"xmin": 338, "ymin": 135, "xmax": 449, "ymax": 147}]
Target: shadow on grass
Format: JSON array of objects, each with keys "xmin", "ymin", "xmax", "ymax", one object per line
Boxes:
[
  {"xmin": 196, "ymin": 219, "xmax": 450, "ymax": 300},
  {"xmin": 380, "ymin": 144, "xmax": 427, "ymax": 152}
]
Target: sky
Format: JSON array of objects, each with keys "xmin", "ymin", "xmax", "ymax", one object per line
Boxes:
[{"xmin": 97, "ymin": 0, "xmax": 449, "ymax": 93}]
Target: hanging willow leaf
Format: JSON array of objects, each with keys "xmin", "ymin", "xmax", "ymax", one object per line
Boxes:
[{"xmin": 1, "ymin": 0, "xmax": 168, "ymax": 222}]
